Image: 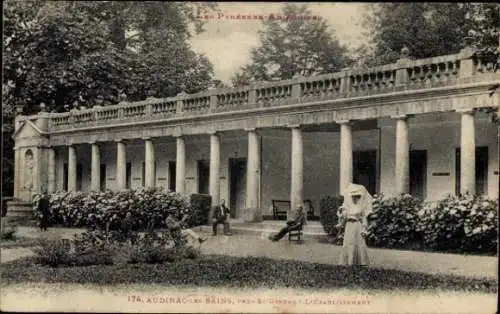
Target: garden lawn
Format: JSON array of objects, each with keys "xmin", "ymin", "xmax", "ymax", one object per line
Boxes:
[
  {"xmin": 0, "ymin": 237, "xmax": 41, "ymax": 249},
  {"xmin": 1, "ymin": 255, "xmax": 496, "ymax": 293}
]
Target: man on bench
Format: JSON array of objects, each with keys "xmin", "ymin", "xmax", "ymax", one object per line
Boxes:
[{"xmin": 268, "ymin": 205, "xmax": 306, "ymax": 242}]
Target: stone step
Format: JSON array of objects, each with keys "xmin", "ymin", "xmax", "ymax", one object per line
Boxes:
[{"xmin": 193, "ymin": 221, "xmax": 326, "ymax": 238}]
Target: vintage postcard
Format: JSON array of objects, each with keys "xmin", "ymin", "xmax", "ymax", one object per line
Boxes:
[{"xmin": 1, "ymin": 1, "xmax": 498, "ymax": 313}]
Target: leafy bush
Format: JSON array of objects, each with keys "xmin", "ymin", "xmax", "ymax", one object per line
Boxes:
[
  {"xmin": 366, "ymin": 194, "xmax": 423, "ymax": 248},
  {"xmin": 321, "ymin": 192, "xmax": 498, "ymax": 254},
  {"xmin": 189, "ymin": 194, "xmax": 211, "ymax": 226},
  {"xmin": 418, "ymin": 194, "xmax": 498, "ymax": 254},
  {"xmin": 319, "ymin": 196, "xmax": 343, "ymax": 236},
  {"xmin": 32, "ymin": 188, "xmax": 190, "ymax": 231},
  {"xmin": 32, "ymin": 238, "xmax": 72, "ymax": 267}
]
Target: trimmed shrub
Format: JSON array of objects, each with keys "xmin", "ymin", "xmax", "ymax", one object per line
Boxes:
[
  {"xmin": 366, "ymin": 194, "xmax": 423, "ymax": 249},
  {"xmin": 418, "ymin": 194, "xmax": 498, "ymax": 254},
  {"xmin": 319, "ymin": 196, "xmax": 343, "ymax": 236},
  {"xmin": 32, "ymin": 238, "xmax": 72, "ymax": 267},
  {"xmin": 189, "ymin": 194, "xmax": 211, "ymax": 227},
  {"xmin": 32, "ymin": 188, "xmax": 190, "ymax": 231}
]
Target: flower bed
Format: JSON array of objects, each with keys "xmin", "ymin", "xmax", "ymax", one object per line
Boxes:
[
  {"xmin": 320, "ymin": 193, "xmax": 498, "ymax": 254},
  {"xmin": 32, "ymin": 188, "xmax": 204, "ymax": 231}
]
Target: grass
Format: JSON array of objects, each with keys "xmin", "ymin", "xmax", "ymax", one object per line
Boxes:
[
  {"xmin": 1, "ymin": 254, "xmax": 496, "ymax": 293},
  {"xmin": 0, "ymin": 237, "xmax": 41, "ymax": 248}
]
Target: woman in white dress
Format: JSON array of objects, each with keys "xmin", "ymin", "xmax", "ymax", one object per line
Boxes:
[{"xmin": 337, "ymin": 183, "xmax": 373, "ymax": 266}]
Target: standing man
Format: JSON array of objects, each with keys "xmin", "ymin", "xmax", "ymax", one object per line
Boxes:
[
  {"xmin": 38, "ymin": 192, "xmax": 51, "ymax": 232},
  {"xmin": 212, "ymin": 199, "xmax": 232, "ymax": 236}
]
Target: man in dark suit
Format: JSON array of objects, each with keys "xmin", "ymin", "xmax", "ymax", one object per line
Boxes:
[
  {"xmin": 269, "ymin": 205, "xmax": 306, "ymax": 241},
  {"xmin": 38, "ymin": 192, "xmax": 51, "ymax": 232},
  {"xmin": 212, "ymin": 199, "xmax": 232, "ymax": 236}
]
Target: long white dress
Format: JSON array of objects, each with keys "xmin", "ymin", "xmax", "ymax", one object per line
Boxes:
[{"xmin": 338, "ymin": 183, "xmax": 372, "ymax": 266}]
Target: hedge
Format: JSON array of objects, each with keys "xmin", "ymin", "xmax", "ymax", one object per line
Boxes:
[
  {"xmin": 32, "ymin": 188, "xmax": 203, "ymax": 231},
  {"xmin": 321, "ymin": 193, "xmax": 498, "ymax": 254}
]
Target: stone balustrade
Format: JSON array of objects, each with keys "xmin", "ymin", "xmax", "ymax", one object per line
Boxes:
[{"xmin": 45, "ymin": 49, "xmax": 498, "ymax": 132}]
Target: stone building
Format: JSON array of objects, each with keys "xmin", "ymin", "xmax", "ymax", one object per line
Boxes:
[{"xmin": 10, "ymin": 48, "xmax": 500, "ymax": 221}]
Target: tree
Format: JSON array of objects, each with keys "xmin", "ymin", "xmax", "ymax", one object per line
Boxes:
[
  {"xmin": 2, "ymin": 0, "xmax": 217, "ymax": 197},
  {"xmin": 358, "ymin": 3, "xmax": 499, "ymax": 66},
  {"xmin": 231, "ymin": 4, "xmax": 351, "ymax": 86},
  {"xmin": 3, "ymin": 1, "xmax": 218, "ymax": 114}
]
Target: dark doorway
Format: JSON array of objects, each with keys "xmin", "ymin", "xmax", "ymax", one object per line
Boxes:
[
  {"xmin": 126, "ymin": 162, "xmax": 132, "ymax": 189},
  {"xmin": 455, "ymin": 146, "xmax": 489, "ymax": 195},
  {"xmin": 76, "ymin": 164, "xmax": 83, "ymax": 191},
  {"xmin": 353, "ymin": 150, "xmax": 377, "ymax": 195},
  {"xmin": 229, "ymin": 158, "xmax": 247, "ymax": 219},
  {"xmin": 169, "ymin": 161, "xmax": 176, "ymax": 191},
  {"xmin": 410, "ymin": 150, "xmax": 427, "ymax": 199},
  {"xmin": 141, "ymin": 162, "xmax": 145, "ymax": 187},
  {"xmin": 197, "ymin": 160, "xmax": 210, "ymax": 194},
  {"xmin": 100, "ymin": 164, "xmax": 106, "ymax": 191},
  {"xmin": 63, "ymin": 163, "xmax": 68, "ymax": 191}
]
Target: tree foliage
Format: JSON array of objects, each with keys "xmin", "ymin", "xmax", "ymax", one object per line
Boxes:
[
  {"xmin": 2, "ymin": 0, "xmax": 217, "ymax": 197},
  {"xmin": 2, "ymin": 0, "xmax": 217, "ymax": 114},
  {"xmin": 231, "ymin": 4, "xmax": 351, "ymax": 87},
  {"xmin": 357, "ymin": 3, "xmax": 499, "ymax": 67}
]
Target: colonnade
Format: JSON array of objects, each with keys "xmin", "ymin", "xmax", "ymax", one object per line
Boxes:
[{"xmin": 47, "ymin": 110, "xmax": 478, "ymax": 216}]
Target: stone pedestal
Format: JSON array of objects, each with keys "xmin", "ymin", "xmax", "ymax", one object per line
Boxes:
[{"xmin": 5, "ymin": 200, "xmax": 37, "ymax": 228}]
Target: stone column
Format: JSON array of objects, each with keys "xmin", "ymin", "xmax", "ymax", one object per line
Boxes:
[
  {"xmin": 290, "ymin": 126, "xmax": 303, "ymax": 219},
  {"xmin": 209, "ymin": 132, "xmax": 221, "ymax": 206},
  {"xmin": 67, "ymin": 145, "xmax": 77, "ymax": 192},
  {"xmin": 13, "ymin": 148, "xmax": 20, "ymax": 198},
  {"xmin": 90, "ymin": 142, "xmax": 100, "ymax": 192},
  {"xmin": 460, "ymin": 110, "xmax": 476, "ymax": 195},
  {"xmin": 47, "ymin": 147, "xmax": 56, "ymax": 193},
  {"xmin": 175, "ymin": 136, "xmax": 186, "ymax": 195},
  {"xmin": 338, "ymin": 120, "xmax": 353, "ymax": 195},
  {"xmin": 116, "ymin": 140, "xmax": 127, "ymax": 191},
  {"xmin": 394, "ymin": 115, "xmax": 410, "ymax": 195},
  {"xmin": 144, "ymin": 137, "xmax": 156, "ymax": 188},
  {"xmin": 246, "ymin": 128, "xmax": 261, "ymax": 220}
]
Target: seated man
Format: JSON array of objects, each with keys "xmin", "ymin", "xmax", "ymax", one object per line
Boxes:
[
  {"xmin": 165, "ymin": 214, "xmax": 207, "ymax": 247},
  {"xmin": 212, "ymin": 199, "xmax": 232, "ymax": 236},
  {"xmin": 268, "ymin": 205, "xmax": 306, "ymax": 241}
]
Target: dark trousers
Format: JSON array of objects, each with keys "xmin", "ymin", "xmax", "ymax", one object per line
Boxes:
[
  {"xmin": 273, "ymin": 221, "xmax": 301, "ymax": 240},
  {"xmin": 40, "ymin": 215, "xmax": 49, "ymax": 231},
  {"xmin": 212, "ymin": 219, "xmax": 230, "ymax": 235}
]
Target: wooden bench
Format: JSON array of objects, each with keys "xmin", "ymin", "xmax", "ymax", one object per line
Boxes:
[{"xmin": 272, "ymin": 199, "xmax": 315, "ymax": 220}]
